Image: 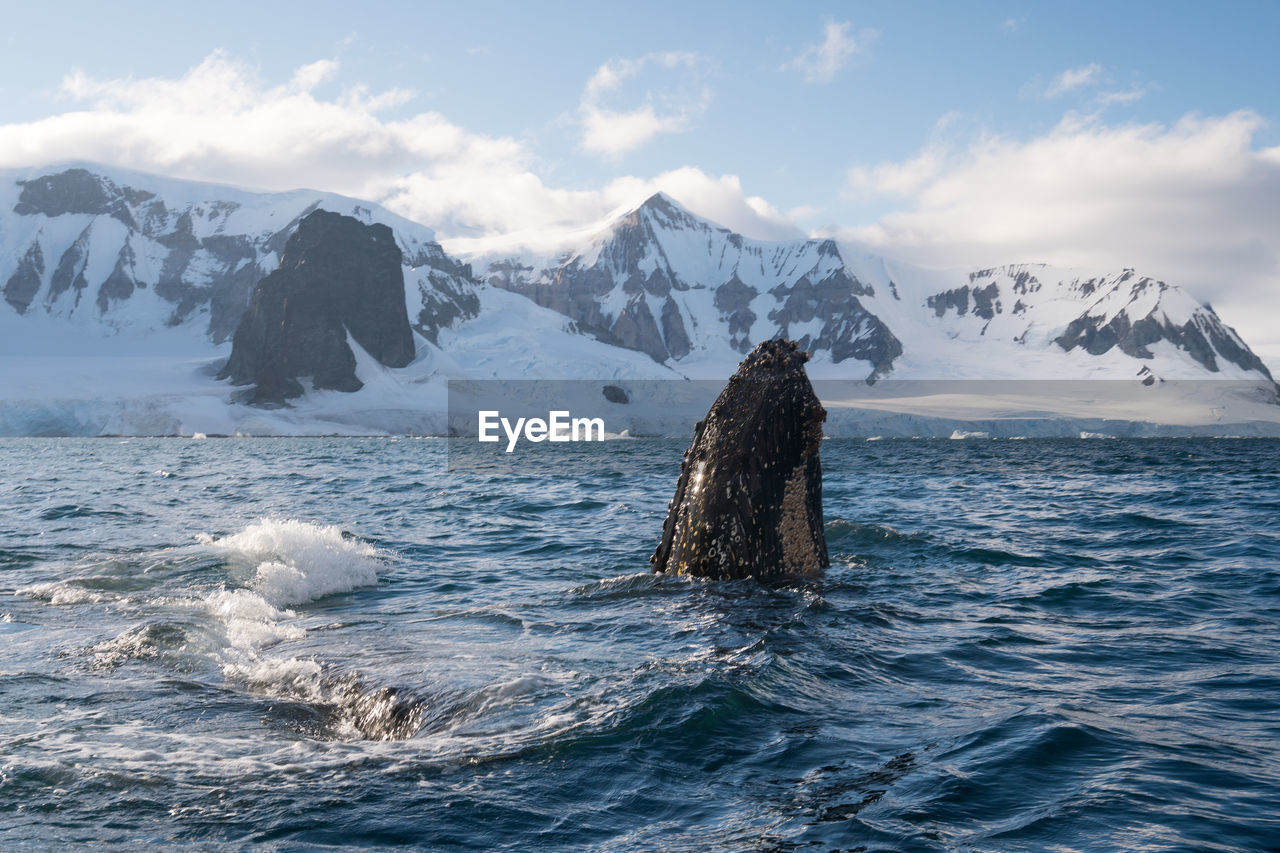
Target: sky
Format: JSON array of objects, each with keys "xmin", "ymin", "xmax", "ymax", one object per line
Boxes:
[{"xmin": 3, "ymin": 0, "xmax": 1280, "ymax": 368}]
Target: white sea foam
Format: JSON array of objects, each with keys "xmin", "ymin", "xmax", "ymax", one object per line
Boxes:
[
  {"xmin": 194, "ymin": 518, "xmax": 386, "ymax": 700},
  {"xmin": 199, "ymin": 518, "xmax": 383, "ymax": 607},
  {"xmin": 223, "ymin": 657, "xmax": 324, "ymax": 698},
  {"xmin": 483, "ymin": 673, "xmax": 557, "ymax": 699},
  {"xmin": 204, "ymin": 588, "xmax": 306, "ymax": 650},
  {"xmin": 88, "ymin": 624, "xmax": 167, "ymax": 669},
  {"xmin": 25, "ymin": 519, "xmax": 398, "ymax": 736},
  {"xmin": 17, "ymin": 581, "xmax": 112, "ymax": 605}
]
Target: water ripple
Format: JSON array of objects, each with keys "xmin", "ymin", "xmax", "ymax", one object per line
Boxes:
[{"xmin": 0, "ymin": 437, "xmax": 1276, "ymax": 849}]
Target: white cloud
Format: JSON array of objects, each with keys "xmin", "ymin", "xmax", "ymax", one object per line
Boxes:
[
  {"xmin": 3, "ymin": 52, "xmax": 506, "ymax": 207},
  {"xmin": 581, "ymin": 105, "xmax": 677, "ymax": 158},
  {"xmin": 289, "ymin": 59, "xmax": 339, "ymax": 92},
  {"xmin": 1032, "ymin": 64, "xmax": 1151, "ymax": 110},
  {"xmin": 786, "ymin": 204, "xmax": 822, "ymax": 222},
  {"xmin": 848, "ymin": 147, "xmax": 947, "ymax": 197},
  {"xmin": 607, "ymin": 168, "xmax": 801, "ymax": 241},
  {"xmin": 835, "ymin": 110, "xmax": 1280, "ymax": 367},
  {"xmin": 0, "ymin": 52, "xmax": 790, "ymax": 253},
  {"xmin": 441, "ymin": 167, "xmax": 802, "ymax": 256},
  {"xmin": 782, "ymin": 20, "xmax": 877, "ymax": 84},
  {"xmin": 1044, "ymin": 62, "xmax": 1104, "ymax": 98},
  {"xmin": 577, "ymin": 52, "xmax": 709, "ymax": 158},
  {"xmin": 1096, "ymin": 85, "xmax": 1151, "ymax": 107}
]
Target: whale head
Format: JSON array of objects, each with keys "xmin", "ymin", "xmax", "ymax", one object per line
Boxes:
[{"xmin": 651, "ymin": 339, "xmax": 829, "ymax": 580}]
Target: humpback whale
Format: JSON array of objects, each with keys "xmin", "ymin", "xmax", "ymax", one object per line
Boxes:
[{"xmin": 651, "ymin": 339, "xmax": 829, "ymax": 580}]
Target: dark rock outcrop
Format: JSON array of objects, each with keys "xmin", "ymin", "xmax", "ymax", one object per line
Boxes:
[
  {"xmin": 14, "ymin": 167, "xmax": 152, "ymax": 228},
  {"xmin": 97, "ymin": 242, "xmax": 139, "ymax": 313},
  {"xmin": 715, "ymin": 274, "xmax": 757, "ymax": 354},
  {"xmin": 50, "ymin": 228, "xmax": 91, "ymax": 305},
  {"xmin": 219, "ymin": 210, "xmax": 415, "ymax": 405},
  {"xmin": 660, "ymin": 294, "xmax": 691, "ymax": 359},
  {"xmin": 768, "ymin": 269, "xmax": 900, "ymax": 373},
  {"xmin": 3, "ymin": 242, "xmax": 44, "ymax": 313},
  {"xmin": 927, "ymin": 282, "xmax": 1000, "ymax": 320}
]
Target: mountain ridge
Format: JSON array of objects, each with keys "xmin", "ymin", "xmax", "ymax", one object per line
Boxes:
[
  {"xmin": 0, "ymin": 163, "xmax": 1274, "ymax": 439},
  {"xmin": 0, "ymin": 163, "xmax": 478, "ymax": 346},
  {"xmin": 466, "ymin": 192, "xmax": 1272, "ymax": 383}
]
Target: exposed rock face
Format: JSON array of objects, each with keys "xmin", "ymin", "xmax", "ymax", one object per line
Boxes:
[
  {"xmin": 14, "ymin": 167, "xmax": 152, "ymax": 227},
  {"xmin": 3, "ymin": 242, "xmax": 44, "ymax": 313},
  {"xmin": 928, "ymin": 282, "xmax": 1000, "ymax": 320},
  {"xmin": 49, "ymin": 228, "xmax": 91, "ymax": 304},
  {"xmin": 218, "ymin": 211, "xmax": 415, "ymax": 404},
  {"xmin": 407, "ymin": 249, "xmax": 480, "ymax": 346},
  {"xmin": 1053, "ymin": 276, "xmax": 1273, "ymax": 377},
  {"xmin": 1, "ymin": 166, "xmax": 480, "ymax": 344},
  {"xmin": 652, "ymin": 339, "xmax": 829, "ymax": 580},
  {"xmin": 474, "ymin": 193, "xmax": 902, "ymax": 374},
  {"xmin": 921, "ymin": 266, "xmax": 1274, "ymax": 380},
  {"xmin": 97, "ymin": 242, "xmax": 140, "ymax": 313},
  {"xmin": 767, "ymin": 264, "xmax": 901, "ymax": 372}
]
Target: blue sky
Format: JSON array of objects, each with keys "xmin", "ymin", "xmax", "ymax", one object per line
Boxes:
[{"xmin": 3, "ymin": 1, "xmax": 1280, "ymax": 362}]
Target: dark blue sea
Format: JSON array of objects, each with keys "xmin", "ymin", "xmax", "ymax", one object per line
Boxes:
[{"xmin": 1, "ymin": 437, "xmax": 1278, "ymax": 851}]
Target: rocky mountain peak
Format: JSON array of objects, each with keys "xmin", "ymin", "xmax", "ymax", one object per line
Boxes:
[
  {"xmin": 611, "ymin": 191, "xmax": 727, "ymax": 245},
  {"xmin": 474, "ymin": 193, "xmax": 899, "ymax": 373},
  {"xmin": 639, "ymin": 191, "xmax": 678, "ymax": 214},
  {"xmin": 637, "ymin": 191, "xmax": 700, "ymax": 224}
]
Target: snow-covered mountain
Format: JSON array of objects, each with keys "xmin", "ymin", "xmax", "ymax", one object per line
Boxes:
[
  {"xmin": 0, "ymin": 164, "xmax": 1275, "ymax": 436},
  {"xmin": 0, "ymin": 164, "xmax": 478, "ymax": 346},
  {"xmin": 467, "ymin": 192, "xmax": 1273, "ymax": 383},
  {"xmin": 0, "ymin": 165, "xmax": 674, "ymax": 435}
]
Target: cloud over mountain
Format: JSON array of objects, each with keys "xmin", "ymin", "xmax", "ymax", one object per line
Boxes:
[
  {"xmin": 0, "ymin": 51, "xmax": 786, "ymax": 250},
  {"xmin": 836, "ymin": 110, "xmax": 1280, "ymax": 365}
]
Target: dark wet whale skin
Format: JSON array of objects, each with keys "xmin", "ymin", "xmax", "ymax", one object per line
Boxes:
[{"xmin": 651, "ymin": 339, "xmax": 829, "ymax": 580}]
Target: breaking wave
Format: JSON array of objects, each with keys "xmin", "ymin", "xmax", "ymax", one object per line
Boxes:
[
  {"xmin": 198, "ymin": 517, "xmax": 384, "ymax": 607},
  {"xmin": 190, "ymin": 518, "xmax": 422, "ymax": 737}
]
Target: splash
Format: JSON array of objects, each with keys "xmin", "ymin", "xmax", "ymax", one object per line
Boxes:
[
  {"xmin": 199, "ymin": 518, "xmax": 384, "ymax": 607},
  {"xmin": 195, "ymin": 519, "xmax": 395, "ymax": 729}
]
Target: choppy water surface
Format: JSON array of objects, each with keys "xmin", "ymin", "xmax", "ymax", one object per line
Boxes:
[{"xmin": 1, "ymin": 437, "xmax": 1278, "ymax": 850}]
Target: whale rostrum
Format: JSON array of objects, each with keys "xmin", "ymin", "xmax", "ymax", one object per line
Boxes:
[{"xmin": 651, "ymin": 339, "xmax": 829, "ymax": 580}]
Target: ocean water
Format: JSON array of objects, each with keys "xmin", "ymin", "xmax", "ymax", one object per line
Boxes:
[{"xmin": 1, "ymin": 436, "xmax": 1278, "ymax": 851}]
